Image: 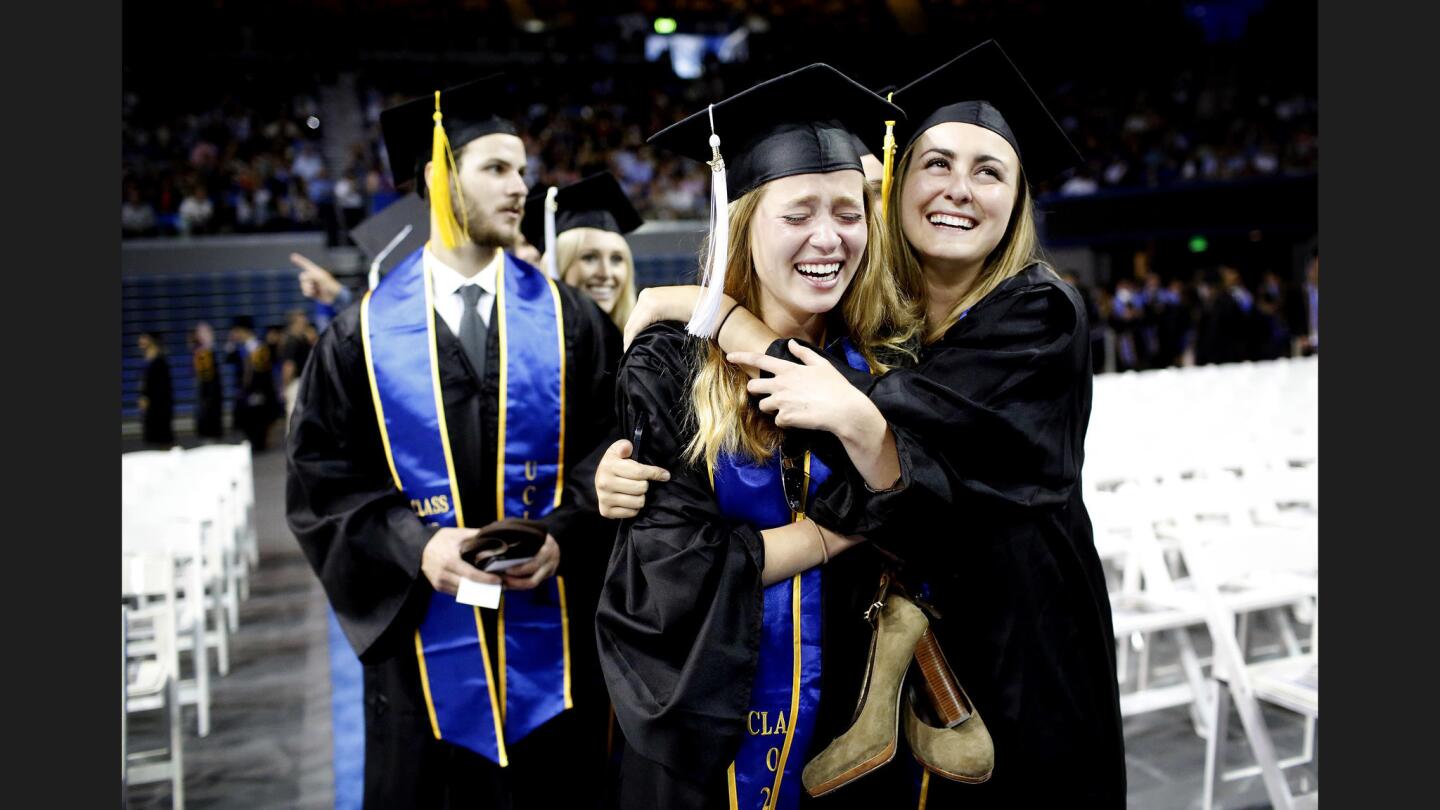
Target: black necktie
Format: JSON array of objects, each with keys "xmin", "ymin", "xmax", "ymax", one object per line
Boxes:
[{"xmin": 458, "ymin": 285, "xmax": 489, "ymax": 381}]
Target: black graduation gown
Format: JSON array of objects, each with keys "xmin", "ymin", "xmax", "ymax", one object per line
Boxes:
[
  {"xmin": 230, "ymin": 342, "xmax": 280, "ymax": 449},
  {"xmin": 793, "ymin": 264, "xmax": 1126, "ymax": 808},
  {"xmin": 596, "ymin": 323, "xmax": 901, "ymax": 810},
  {"xmin": 192, "ymin": 347, "xmax": 224, "ymax": 438},
  {"xmin": 140, "ymin": 353, "xmax": 174, "ymax": 445},
  {"xmin": 286, "ymin": 273, "xmax": 623, "ymax": 809}
]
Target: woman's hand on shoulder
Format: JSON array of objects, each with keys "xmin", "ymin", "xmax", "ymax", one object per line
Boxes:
[
  {"xmin": 727, "ymin": 340, "xmax": 875, "ymax": 436},
  {"xmin": 624, "ymin": 285, "xmax": 705, "ymax": 350}
]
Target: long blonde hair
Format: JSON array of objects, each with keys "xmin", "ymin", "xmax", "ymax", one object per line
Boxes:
[
  {"xmin": 685, "ymin": 180, "xmax": 921, "ymax": 469},
  {"xmin": 885, "ymin": 141, "xmax": 1053, "ymax": 343},
  {"xmin": 554, "ymin": 227, "xmax": 638, "ymax": 331}
]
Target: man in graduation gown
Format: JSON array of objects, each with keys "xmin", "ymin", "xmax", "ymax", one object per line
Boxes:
[
  {"xmin": 227, "ymin": 316, "xmax": 280, "ymax": 450},
  {"xmin": 286, "ymin": 75, "xmax": 621, "ymax": 808},
  {"xmin": 138, "ymin": 331, "xmax": 174, "ymax": 446}
]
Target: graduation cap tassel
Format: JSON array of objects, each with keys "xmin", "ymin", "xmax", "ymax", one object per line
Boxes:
[
  {"xmin": 543, "ymin": 186, "xmax": 560, "ymax": 279},
  {"xmin": 687, "ymin": 104, "xmax": 730, "ymax": 338},
  {"xmin": 880, "ymin": 92, "xmax": 898, "ymax": 221},
  {"xmin": 428, "ymin": 91, "xmax": 471, "ymax": 250}
]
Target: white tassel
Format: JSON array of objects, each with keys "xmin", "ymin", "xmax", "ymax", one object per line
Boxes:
[
  {"xmin": 543, "ymin": 186, "xmax": 560, "ymax": 279},
  {"xmin": 687, "ymin": 104, "xmax": 730, "ymax": 338},
  {"xmin": 370, "ymin": 224, "xmax": 413, "ymax": 290}
]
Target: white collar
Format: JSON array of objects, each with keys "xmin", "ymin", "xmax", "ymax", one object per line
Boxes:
[{"xmin": 426, "ymin": 245, "xmax": 502, "ymax": 299}]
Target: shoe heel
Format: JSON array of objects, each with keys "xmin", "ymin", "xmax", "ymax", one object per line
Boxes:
[{"xmin": 913, "ymin": 627, "xmax": 972, "ymax": 728}]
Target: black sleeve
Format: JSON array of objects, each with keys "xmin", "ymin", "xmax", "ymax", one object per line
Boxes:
[
  {"xmin": 794, "ymin": 280, "xmax": 1089, "ymax": 536},
  {"xmin": 153, "ymin": 356, "xmax": 173, "ymax": 408},
  {"xmin": 540, "ymin": 289, "xmax": 624, "ymax": 576},
  {"xmin": 284, "ymin": 312, "xmax": 438, "ymax": 663},
  {"xmin": 594, "ymin": 322, "xmax": 765, "ymax": 778}
]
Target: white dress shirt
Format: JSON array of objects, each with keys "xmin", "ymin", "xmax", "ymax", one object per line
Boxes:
[{"xmin": 426, "ymin": 246, "xmax": 502, "ymax": 334}]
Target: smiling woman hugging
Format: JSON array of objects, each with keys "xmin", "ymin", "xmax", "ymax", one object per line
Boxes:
[{"xmin": 593, "ymin": 65, "xmax": 923, "ymax": 810}]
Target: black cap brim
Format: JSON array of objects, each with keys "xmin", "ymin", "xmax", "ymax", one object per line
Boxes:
[
  {"xmin": 647, "ymin": 64, "xmax": 903, "ymax": 201},
  {"xmin": 520, "ymin": 172, "xmax": 643, "ymax": 250},
  {"xmin": 350, "ymin": 193, "xmax": 429, "ymax": 271},
  {"xmin": 379, "ymin": 74, "xmax": 519, "ymax": 189},
  {"xmin": 891, "ymin": 40, "xmax": 1082, "ymax": 183}
]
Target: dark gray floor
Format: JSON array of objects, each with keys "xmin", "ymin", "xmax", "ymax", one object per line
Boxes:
[{"xmin": 125, "ymin": 445, "xmax": 1317, "ymax": 809}]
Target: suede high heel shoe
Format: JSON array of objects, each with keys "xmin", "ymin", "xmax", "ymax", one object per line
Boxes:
[
  {"xmin": 903, "ymin": 630, "xmax": 994, "ymax": 783},
  {"xmin": 802, "ymin": 578, "xmax": 929, "ymax": 797}
]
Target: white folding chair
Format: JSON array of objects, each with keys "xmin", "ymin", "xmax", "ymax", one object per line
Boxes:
[
  {"xmin": 123, "ymin": 553, "xmax": 185, "ymax": 808},
  {"xmin": 174, "ymin": 449, "xmax": 244, "ymax": 636},
  {"xmin": 1179, "ymin": 532, "xmax": 1318, "ymax": 810},
  {"xmin": 125, "ymin": 447, "xmax": 235, "ymax": 676},
  {"xmin": 185, "ymin": 443, "xmax": 255, "ymax": 612},
  {"xmin": 122, "ymin": 505, "xmax": 216, "ymax": 736}
]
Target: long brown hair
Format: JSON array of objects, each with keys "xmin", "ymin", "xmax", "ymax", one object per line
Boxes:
[
  {"xmin": 684, "ymin": 179, "xmax": 921, "ymax": 468},
  {"xmin": 884, "ymin": 140, "xmax": 1052, "ymax": 343}
]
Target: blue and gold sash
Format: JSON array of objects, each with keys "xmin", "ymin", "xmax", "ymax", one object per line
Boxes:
[
  {"xmin": 360, "ymin": 247, "xmax": 572, "ymax": 766},
  {"xmin": 711, "ymin": 339, "xmax": 868, "ymax": 810}
]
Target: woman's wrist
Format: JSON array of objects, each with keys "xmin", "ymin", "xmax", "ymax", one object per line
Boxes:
[
  {"xmin": 834, "ymin": 389, "xmax": 886, "ymax": 449},
  {"xmin": 712, "ymin": 296, "xmax": 741, "ymax": 346},
  {"xmin": 836, "ymin": 396, "xmax": 903, "ymax": 491}
]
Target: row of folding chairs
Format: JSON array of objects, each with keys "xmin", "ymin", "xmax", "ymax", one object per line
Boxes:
[
  {"xmin": 1086, "ymin": 358, "xmax": 1318, "ymax": 809},
  {"xmin": 122, "ymin": 442, "xmax": 257, "ymax": 808}
]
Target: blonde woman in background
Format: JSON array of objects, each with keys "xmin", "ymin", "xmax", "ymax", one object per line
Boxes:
[{"xmin": 522, "ymin": 172, "xmax": 640, "ymax": 331}]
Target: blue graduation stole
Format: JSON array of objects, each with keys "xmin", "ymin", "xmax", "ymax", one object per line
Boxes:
[
  {"xmin": 711, "ymin": 339, "xmax": 869, "ymax": 810},
  {"xmin": 360, "ymin": 246, "xmax": 571, "ymax": 766}
]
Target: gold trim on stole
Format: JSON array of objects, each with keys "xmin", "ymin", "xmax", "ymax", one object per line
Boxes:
[
  {"xmin": 558, "ymin": 575, "xmax": 573, "ymax": 708},
  {"xmin": 546, "ymin": 275, "xmax": 568, "ymax": 507},
  {"xmin": 413, "ymin": 631, "xmax": 442, "ymax": 739},
  {"xmin": 474, "ymin": 606, "xmax": 509, "ymax": 767},
  {"xmin": 359, "ymin": 290, "xmax": 404, "ymax": 490}
]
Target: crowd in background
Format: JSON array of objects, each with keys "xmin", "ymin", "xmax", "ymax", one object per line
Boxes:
[
  {"xmin": 1067, "ymin": 249, "xmax": 1320, "ymax": 375},
  {"xmin": 125, "ymin": 0, "xmax": 1320, "ymax": 440},
  {"xmin": 136, "ymin": 311, "xmax": 320, "ymax": 451},
  {"xmin": 122, "ymin": 0, "xmax": 1316, "ymax": 236}
]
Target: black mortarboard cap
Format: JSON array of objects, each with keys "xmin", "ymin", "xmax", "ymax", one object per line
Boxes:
[
  {"xmin": 349, "ymin": 192, "xmax": 429, "ymax": 277},
  {"xmin": 379, "ymin": 74, "xmax": 519, "ymax": 190},
  {"xmin": 848, "ymin": 132, "xmax": 876, "ymax": 161},
  {"xmin": 647, "ymin": 64, "xmax": 902, "ymax": 202},
  {"xmin": 889, "ymin": 40, "xmax": 1082, "ymax": 182},
  {"xmin": 520, "ymin": 172, "xmax": 643, "ymax": 251}
]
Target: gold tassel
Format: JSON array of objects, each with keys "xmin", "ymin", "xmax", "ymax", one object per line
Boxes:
[
  {"xmin": 428, "ymin": 91, "xmax": 471, "ymax": 249},
  {"xmin": 880, "ymin": 91, "xmax": 898, "ymax": 222}
]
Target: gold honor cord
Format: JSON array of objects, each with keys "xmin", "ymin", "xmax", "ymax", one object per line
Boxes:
[
  {"xmin": 917, "ymin": 769, "xmax": 931, "ymax": 809},
  {"xmin": 768, "ymin": 450, "xmax": 813, "ymax": 803}
]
